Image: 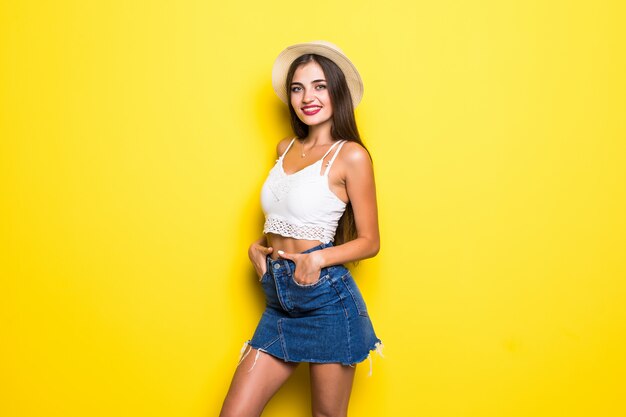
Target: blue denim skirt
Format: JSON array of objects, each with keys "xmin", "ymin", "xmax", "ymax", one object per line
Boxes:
[{"xmin": 247, "ymin": 242, "xmax": 382, "ymax": 366}]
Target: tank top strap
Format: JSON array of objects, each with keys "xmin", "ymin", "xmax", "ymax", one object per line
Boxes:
[
  {"xmin": 323, "ymin": 140, "xmax": 348, "ymax": 176},
  {"xmin": 320, "ymin": 139, "xmax": 343, "ymax": 160},
  {"xmin": 280, "ymin": 137, "xmax": 297, "ymax": 158}
]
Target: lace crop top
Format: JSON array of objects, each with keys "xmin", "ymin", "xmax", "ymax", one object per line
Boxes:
[{"xmin": 260, "ymin": 138, "xmax": 348, "ymax": 243}]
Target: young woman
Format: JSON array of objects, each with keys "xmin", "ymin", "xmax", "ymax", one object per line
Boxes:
[{"xmin": 220, "ymin": 40, "xmax": 383, "ymax": 417}]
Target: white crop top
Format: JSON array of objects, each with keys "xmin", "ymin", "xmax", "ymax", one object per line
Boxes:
[{"xmin": 260, "ymin": 138, "xmax": 348, "ymax": 243}]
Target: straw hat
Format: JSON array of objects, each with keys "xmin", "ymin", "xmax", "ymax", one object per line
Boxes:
[{"xmin": 271, "ymin": 40, "xmax": 363, "ymax": 108}]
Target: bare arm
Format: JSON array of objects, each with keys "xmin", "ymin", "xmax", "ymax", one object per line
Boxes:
[
  {"xmin": 277, "ymin": 143, "xmax": 380, "ymax": 283},
  {"xmin": 316, "ymin": 143, "xmax": 380, "ymax": 266}
]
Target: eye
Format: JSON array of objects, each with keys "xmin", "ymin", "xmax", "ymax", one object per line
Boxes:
[
  {"xmin": 291, "ymin": 86, "xmax": 302, "ymax": 92},
  {"xmin": 315, "ymin": 84, "xmax": 327, "ymax": 90}
]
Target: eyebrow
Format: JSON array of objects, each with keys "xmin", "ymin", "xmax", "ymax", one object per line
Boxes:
[{"xmin": 290, "ymin": 79, "xmax": 327, "ymax": 86}]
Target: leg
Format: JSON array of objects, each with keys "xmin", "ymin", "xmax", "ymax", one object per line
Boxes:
[
  {"xmin": 219, "ymin": 347, "xmax": 298, "ymax": 417},
  {"xmin": 309, "ymin": 363, "xmax": 356, "ymax": 417}
]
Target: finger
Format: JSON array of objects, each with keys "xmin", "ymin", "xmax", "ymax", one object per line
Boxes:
[
  {"xmin": 277, "ymin": 250, "xmax": 295, "ymax": 260},
  {"xmin": 266, "ymin": 246, "xmax": 273, "ymax": 254}
]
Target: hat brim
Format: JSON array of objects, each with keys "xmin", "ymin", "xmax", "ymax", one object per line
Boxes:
[{"xmin": 271, "ymin": 42, "xmax": 363, "ymax": 108}]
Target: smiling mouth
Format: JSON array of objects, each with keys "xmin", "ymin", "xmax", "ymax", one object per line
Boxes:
[{"xmin": 302, "ymin": 106, "xmax": 322, "ymax": 115}]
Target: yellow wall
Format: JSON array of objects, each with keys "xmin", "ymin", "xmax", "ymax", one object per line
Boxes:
[{"xmin": 1, "ymin": 1, "xmax": 624, "ymax": 416}]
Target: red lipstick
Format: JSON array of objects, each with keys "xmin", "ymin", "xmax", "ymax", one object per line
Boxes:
[{"xmin": 302, "ymin": 106, "xmax": 321, "ymax": 115}]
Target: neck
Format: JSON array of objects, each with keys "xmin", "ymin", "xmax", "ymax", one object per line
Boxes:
[{"xmin": 302, "ymin": 123, "xmax": 334, "ymax": 145}]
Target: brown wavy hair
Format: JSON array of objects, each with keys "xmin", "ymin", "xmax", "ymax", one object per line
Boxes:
[{"xmin": 285, "ymin": 54, "xmax": 371, "ymax": 245}]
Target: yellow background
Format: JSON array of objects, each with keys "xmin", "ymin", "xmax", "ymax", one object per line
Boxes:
[{"xmin": 1, "ymin": 0, "xmax": 625, "ymax": 416}]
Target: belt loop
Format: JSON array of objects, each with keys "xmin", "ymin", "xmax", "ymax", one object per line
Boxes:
[{"xmin": 285, "ymin": 258, "xmax": 293, "ymax": 275}]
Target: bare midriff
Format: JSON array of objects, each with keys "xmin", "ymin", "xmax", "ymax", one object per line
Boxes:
[{"xmin": 266, "ymin": 233, "xmax": 324, "ymax": 260}]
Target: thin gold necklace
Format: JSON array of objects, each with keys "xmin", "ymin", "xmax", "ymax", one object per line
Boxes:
[
  {"xmin": 300, "ymin": 140, "xmax": 330, "ymax": 158},
  {"xmin": 300, "ymin": 140, "xmax": 312, "ymax": 158}
]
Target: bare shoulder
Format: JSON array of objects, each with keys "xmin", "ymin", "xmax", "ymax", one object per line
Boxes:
[
  {"xmin": 276, "ymin": 135, "xmax": 296, "ymax": 156},
  {"xmin": 339, "ymin": 140, "xmax": 372, "ymax": 167}
]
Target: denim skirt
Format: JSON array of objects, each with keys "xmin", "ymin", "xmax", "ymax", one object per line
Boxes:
[{"xmin": 247, "ymin": 242, "xmax": 382, "ymax": 366}]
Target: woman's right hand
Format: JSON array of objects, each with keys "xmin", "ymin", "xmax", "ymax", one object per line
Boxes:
[{"xmin": 248, "ymin": 240, "xmax": 273, "ymax": 279}]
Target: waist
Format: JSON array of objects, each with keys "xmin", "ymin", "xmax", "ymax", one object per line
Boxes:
[
  {"xmin": 266, "ymin": 234, "xmax": 329, "ymax": 260},
  {"xmin": 266, "ymin": 239, "xmax": 333, "ymax": 261}
]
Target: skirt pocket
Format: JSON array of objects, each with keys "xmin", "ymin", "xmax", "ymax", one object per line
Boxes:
[
  {"xmin": 286, "ymin": 268, "xmax": 336, "ymax": 313},
  {"xmin": 259, "ymin": 269, "xmax": 270, "ymax": 283},
  {"xmin": 290, "ymin": 269, "xmax": 330, "ymax": 288}
]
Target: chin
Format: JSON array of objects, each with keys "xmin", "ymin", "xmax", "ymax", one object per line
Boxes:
[{"xmin": 298, "ymin": 113, "xmax": 332, "ymax": 126}]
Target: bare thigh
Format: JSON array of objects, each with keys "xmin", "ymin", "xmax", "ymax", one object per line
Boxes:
[
  {"xmin": 310, "ymin": 363, "xmax": 356, "ymax": 417},
  {"xmin": 219, "ymin": 347, "xmax": 298, "ymax": 417}
]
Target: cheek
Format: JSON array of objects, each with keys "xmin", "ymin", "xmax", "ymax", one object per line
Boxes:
[
  {"xmin": 322, "ymin": 95, "xmax": 333, "ymax": 113},
  {"xmin": 290, "ymin": 95, "xmax": 300, "ymax": 111},
  {"xmin": 321, "ymin": 91, "xmax": 332, "ymax": 106}
]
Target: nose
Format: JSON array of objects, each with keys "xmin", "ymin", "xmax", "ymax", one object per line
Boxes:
[{"xmin": 302, "ymin": 91, "xmax": 315, "ymax": 103}]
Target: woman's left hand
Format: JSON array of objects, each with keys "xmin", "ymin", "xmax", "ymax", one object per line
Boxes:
[{"xmin": 277, "ymin": 250, "xmax": 324, "ymax": 285}]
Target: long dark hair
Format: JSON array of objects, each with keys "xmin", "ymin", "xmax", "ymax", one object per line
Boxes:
[{"xmin": 285, "ymin": 54, "xmax": 371, "ymax": 245}]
